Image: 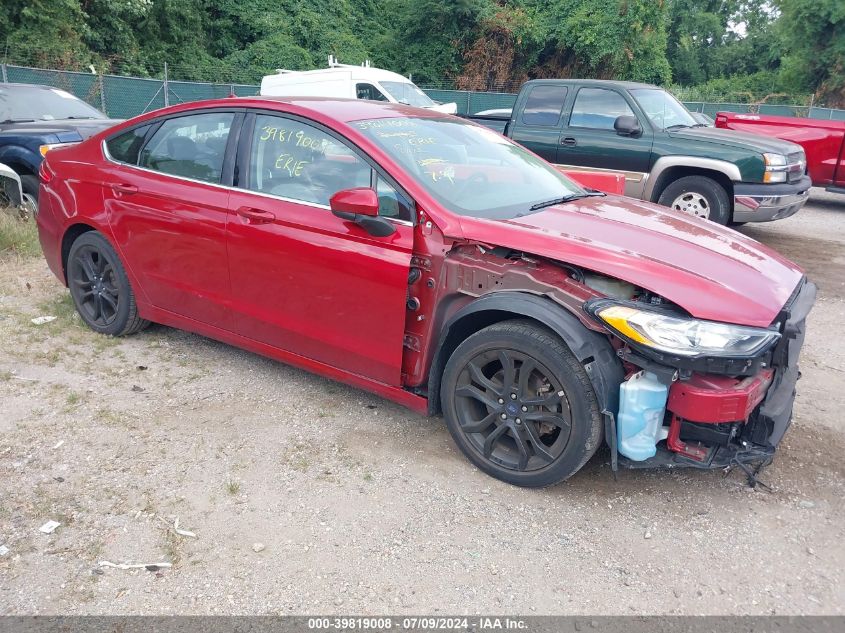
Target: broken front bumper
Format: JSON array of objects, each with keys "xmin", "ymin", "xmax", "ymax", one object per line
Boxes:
[
  {"xmin": 619, "ymin": 279, "xmax": 817, "ymax": 470},
  {"xmin": 732, "ymin": 175, "xmax": 811, "ymax": 223}
]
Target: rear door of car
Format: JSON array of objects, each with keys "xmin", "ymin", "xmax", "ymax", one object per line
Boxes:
[
  {"xmin": 507, "ymin": 82, "xmax": 570, "ymax": 163},
  {"xmin": 557, "ymin": 85, "xmax": 653, "ymax": 197},
  {"xmin": 102, "ymin": 109, "xmax": 244, "ymax": 329},
  {"xmin": 225, "ymin": 110, "xmax": 414, "ymax": 385}
]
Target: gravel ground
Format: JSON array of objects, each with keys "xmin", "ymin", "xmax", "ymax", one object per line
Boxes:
[{"xmin": 0, "ymin": 190, "xmax": 843, "ymax": 615}]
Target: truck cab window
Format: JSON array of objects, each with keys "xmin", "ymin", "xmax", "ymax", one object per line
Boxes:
[
  {"xmin": 521, "ymin": 85, "xmax": 568, "ymax": 126},
  {"xmin": 569, "ymin": 88, "xmax": 635, "ymax": 130}
]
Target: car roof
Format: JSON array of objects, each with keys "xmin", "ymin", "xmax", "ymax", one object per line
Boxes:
[
  {"xmin": 0, "ymin": 83, "xmax": 60, "ymax": 90},
  {"xmin": 264, "ymin": 66, "xmax": 414, "ymax": 84},
  {"xmin": 141, "ymin": 95, "xmax": 448, "ymax": 124},
  {"xmin": 524, "ymin": 78, "xmax": 658, "ymax": 90}
]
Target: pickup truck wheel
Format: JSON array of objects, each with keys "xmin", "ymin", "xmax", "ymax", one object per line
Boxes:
[
  {"xmin": 441, "ymin": 320, "xmax": 602, "ymax": 487},
  {"xmin": 658, "ymin": 175, "xmax": 730, "ymax": 225},
  {"xmin": 20, "ymin": 174, "xmax": 39, "ymax": 215},
  {"xmin": 67, "ymin": 231, "xmax": 149, "ymax": 336}
]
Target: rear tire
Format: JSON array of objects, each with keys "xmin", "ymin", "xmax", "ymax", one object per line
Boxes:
[
  {"xmin": 440, "ymin": 320, "xmax": 602, "ymax": 487},
  {"xmin": 658, "ymin": 175, "xmax": 731, "ymax": 225},
  {"xmin": 67, "ymin": 231, "xmax": 149, "ymax": 336}
]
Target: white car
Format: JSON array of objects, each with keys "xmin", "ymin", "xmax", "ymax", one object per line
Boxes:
[{"xmin": 260, "ymin": 56, "xmax": 457, "ymax": 114}]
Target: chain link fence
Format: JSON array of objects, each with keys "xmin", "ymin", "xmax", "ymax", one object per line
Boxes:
[
  {"xmin": 3, "ymin": 62, "xmax": 844, "ymax": 121},
  {"xmin": 1, "ymin": 63, "xmax": 259, "ymax": 119}
]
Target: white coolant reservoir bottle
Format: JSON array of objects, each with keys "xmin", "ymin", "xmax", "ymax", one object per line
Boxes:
[{"xmin": 617, "ymin": 371, "xmax": 670, "ymax": 461}]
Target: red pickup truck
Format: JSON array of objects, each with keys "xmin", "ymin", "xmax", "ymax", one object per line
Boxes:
[{"xmin": 716, "ymin": 112, "xmax": 845, "ymax": 194}]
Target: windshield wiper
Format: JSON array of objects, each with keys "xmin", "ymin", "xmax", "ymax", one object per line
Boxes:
[
  {"xmin": 63, "ymin": 116, "xmax": 98, "ymax": 120},
  {"xmin": 665, "ymin": 124, "xmax": 691, "ymax": 131},
  {"xmin": 529, "ymin": 191, "xmax": 605, "ymax": 211},
  {"xmin": 0, "ymin": 118, "xmax": 36, "ymax": 124}
]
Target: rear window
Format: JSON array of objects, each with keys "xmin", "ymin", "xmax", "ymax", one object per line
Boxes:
[
  {"xmin": 521, "ymin": 85, "xmax": 568, "ymax": 126},
  {"xmin": 106, "ymin": 125, "xmax": 152, "ymax": 164}
]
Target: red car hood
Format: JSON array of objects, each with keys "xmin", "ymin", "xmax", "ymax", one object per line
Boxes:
[{"xmin": 455, "ymin": 195, "xmax": 803, "ymax": 327}]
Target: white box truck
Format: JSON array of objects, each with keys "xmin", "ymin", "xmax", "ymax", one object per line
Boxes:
[{"xmin": 260, "ymin": 56, "xmax": 457, "ymax": 114}]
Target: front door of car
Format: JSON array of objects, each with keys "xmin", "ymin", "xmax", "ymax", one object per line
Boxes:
[
  {"xmin": 557, "ymin": 87, "xmax": 654, "ymax": 197},
  {"xmin": 103, "ymin": 110, "xmax": 242, "ymax": 330},
  {"xmin": 225, "ymin": 112, "xmax": 415, "ymax": 385}
]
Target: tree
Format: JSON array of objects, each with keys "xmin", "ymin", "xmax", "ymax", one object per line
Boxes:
[
  {"xmin": 528, "ymin": 0, "xmax": 671, "ymax": 84},
  {"xmin": 1, "ymin": 0, "xmax": 92, "ymax": 68},
  {"xmin": 776, "ymin": 0, "xmax": 845, "ymax": 106}
]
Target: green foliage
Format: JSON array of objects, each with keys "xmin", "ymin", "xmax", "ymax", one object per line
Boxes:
[
  {"xmin": 0, "ymin": 0, "xmax": 840, "ymax": 104},
  {"xmin": 531, "ymin": 0, "xmax": 671, "ymax": 84},
  {"xmin": 776, "ymin": 0, "xmax": 845, "ymax": 106}
]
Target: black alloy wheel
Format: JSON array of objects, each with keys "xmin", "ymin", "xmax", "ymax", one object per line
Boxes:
[
  {"xmin": 441, "ymin": 320, "xmax": 602, "ymax": 487},
  {"xmin": 67, "ymin": 231, "xmax": 149, "ymax": 336},
  {"xmin": 70, "ymin": 243, "xmax": 120, "ymax": 328},
  {"xmin": 454, "ymin": 347, "xmax": 572, "ymax": 472}
]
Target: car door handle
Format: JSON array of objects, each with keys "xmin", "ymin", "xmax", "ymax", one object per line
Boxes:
[
  {"xmin": 111, "ymin": 183, "xmax": 138, "ymax": 195},
  {"xmin": 560, "ymin": 137, "xmax": 577, "ymax": 147},
  {"xmin": 236, "ymin": 206, "xmax": 276, "ymax": 224}
]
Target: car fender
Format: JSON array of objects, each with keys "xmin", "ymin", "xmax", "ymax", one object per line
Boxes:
[
  {"xmin": 428, "ymin": 291, "xmax": 624, "ymax": 422},
  {"xmin": 0, "ymin": 144, "xmax": 41, "ymax": 175},
  {"xmin": 645, "ymin": 156, "xmax": 742, "ymax": 200}
]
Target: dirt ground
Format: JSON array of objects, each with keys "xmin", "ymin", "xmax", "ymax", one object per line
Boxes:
[{"xmin": 1, "ymin": 190, "xmax": 843, "ymax": 616}]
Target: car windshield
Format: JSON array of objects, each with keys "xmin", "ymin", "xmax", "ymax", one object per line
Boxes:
[
  {"xmin": 379, "ymin": 81, "xmax": 435, "ymax": 108},
  {"xmin": 353, "ymin": 116, "xmax": 585, "ymax": 220},
  {"xmin": 630, "ymin": 88, "xmax": 697, "ymax": 130},
  {"xmin": 0, "ymin": 85, "xmax": 106, "ymax": 123}
]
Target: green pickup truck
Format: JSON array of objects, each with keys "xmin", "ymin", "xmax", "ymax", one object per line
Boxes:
[{"xmin": 468, "ymin": 79, "xmax": 811, "ymax": 225}]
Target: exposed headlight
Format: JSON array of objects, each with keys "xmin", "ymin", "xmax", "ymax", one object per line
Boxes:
[
  {"xmin": 763, "ymin": 152, "xmax": 788, "ymax": 183},
  {"xmin": 588, "ymin": 303, "xmax": 780, "ymax": 358},
  {"xmin": 39, "ymin": 142, "xmax": 78, "ymax": 157}
]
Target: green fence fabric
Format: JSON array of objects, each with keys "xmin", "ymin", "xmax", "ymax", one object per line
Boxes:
[
  {"xmin": 6, "ymin": 66, "xmax": 103, "ymax": 110},
  {"xmin": 4, "ymin": 64, "xmax": 845, "ymax": 123},
  {"xmin": 424, "ymin": 89, "xmax": 517, "ymax": 115},
  {"xmin": 103, "ymin": 75, "xmax": 165, "ymax": 119}
]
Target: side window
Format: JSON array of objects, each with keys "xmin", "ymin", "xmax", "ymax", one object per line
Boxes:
[
  {"xmin": 376, "ymin": 175, "xmax": 413, "ymax": 220},
  {"xmin": 246, "ymin": 114, "xmax": 372, "ymax": 208},
  {"xmin": 356, "ymin": 83, "xmax": 388, "ymax": 101},
  {"xmin": 106, "ymin": 124, "xmax": 152, "ymax": 164},
  {"xmin": 139, "ymin": 112, "xmax": 234, "ymax": 183},
  {"xmin": 569, "ymin": 88, "xmax": 635, "ymax": 130},
  {"xmin": 521, "ymin": 85, "xmax": 568, "ymax": 126}
]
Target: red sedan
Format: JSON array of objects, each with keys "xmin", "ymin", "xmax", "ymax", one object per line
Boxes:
[{"xmin": 36, "ymin": 97, "xmax": 815, "ymax": 487}]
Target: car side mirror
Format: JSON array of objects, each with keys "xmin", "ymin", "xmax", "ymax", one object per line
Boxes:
[
  {"xmin": 614, "ymin": 115, "xmax": 642, "ymax": 137},
  {"xmin": 330, "ymin": 188, "xmax": 396, "ymax": 238}
]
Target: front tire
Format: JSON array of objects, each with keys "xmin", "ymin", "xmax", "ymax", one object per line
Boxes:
[
  {"xmin": 20, "ymin": 174, "xmax": 39, "ymax": 216},
  {"xmin": 67, "ymin": 231, "xmax": 149, "ymax": 336},
  {"xmin": 658, "ymin": 175, "xmax": 731, "ymax": 225},
  {"xmin": 440, "ymin": 320, "xmax": 602, "ymax": 487}
]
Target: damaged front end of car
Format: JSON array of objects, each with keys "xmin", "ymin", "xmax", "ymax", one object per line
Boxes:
[
  {"xmin": 430, "ymin": 240, "xmax": 816, "ymax": 486},
  {"xmin": 585, "ymin": 278, "xmax": 816, "ymax": 485}
]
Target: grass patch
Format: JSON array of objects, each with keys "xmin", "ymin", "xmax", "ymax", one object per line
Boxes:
[
  {"xmin": 0, "ymin": 212, "xmax": 41, "ymax": 258},
  {"xmin": 225, "ymin": 477, "xmax": 241, "ymax": 495}
]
